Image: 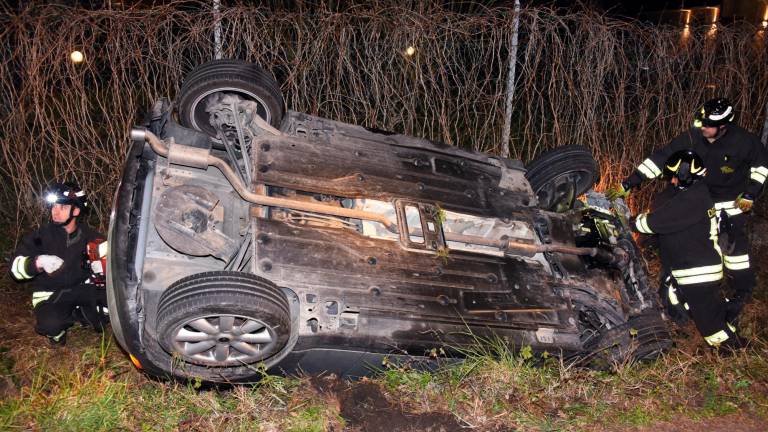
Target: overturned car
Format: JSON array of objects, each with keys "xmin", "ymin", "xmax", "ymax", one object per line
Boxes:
[{"xmin": 107, "ymin": 60, "xmax": 671, "ymax": 382}]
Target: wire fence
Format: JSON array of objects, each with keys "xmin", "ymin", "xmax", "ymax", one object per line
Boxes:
[{"xmin": 1, "ymin": 2, "xmax": 766, "ymax": 244}]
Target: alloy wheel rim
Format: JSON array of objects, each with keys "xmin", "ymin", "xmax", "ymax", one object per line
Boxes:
[{"xmin": 171, "ymin": 314, "xmax": 277, "ymax": 366}]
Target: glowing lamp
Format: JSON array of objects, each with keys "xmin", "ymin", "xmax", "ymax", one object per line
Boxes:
[{"xmin": 70, "ymin": 50, "xmax": 84, "ymax": 63}]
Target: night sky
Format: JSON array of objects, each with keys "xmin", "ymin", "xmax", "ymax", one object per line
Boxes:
[{"xmin": 1, "ymin": 0, "xmax": 726, "ymax": 15}]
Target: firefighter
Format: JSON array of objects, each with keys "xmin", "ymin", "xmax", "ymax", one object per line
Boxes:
[
  {"xmin": 9, "ymin": 182, "xmax": 108, "ymax": 346},
  {"xmin": 631, "ymin": 150, "xmax": 740, "ymax": 349},
  {"xmin": 609, "ymin": 98, "xmax": 767, "ymax": 326}
]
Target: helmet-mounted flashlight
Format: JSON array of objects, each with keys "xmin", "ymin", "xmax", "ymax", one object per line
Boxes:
[{"xmin": 45, "ymin": 193, "xmax": 59, "ymax": 205}]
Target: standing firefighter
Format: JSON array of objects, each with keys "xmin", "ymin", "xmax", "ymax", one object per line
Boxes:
[
  {"xmin": 9, "ymin": 182, "xmax": 108, "ymax": 346},
  {"xmin": 632, "ymin": 150, "xmax": 740, "ymax": 349},
  {"xmin": 610, "ymin": 98, "xmax": 767, "ymax": 325}
]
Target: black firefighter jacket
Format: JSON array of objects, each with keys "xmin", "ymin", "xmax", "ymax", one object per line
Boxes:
[
  {"xmin": 631, "ymin": 182, "xmax": 723, "ymax": 286},
  {"xmin": 10, "ymin": 223, "xmax": 103, "ymax": 293},
  {"xmin": 627, "ymin": 125, "xmax": 767, "ymax": 204}
]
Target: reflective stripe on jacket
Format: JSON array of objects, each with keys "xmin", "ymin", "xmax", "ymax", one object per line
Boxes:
[
  {"xmin": 627, "ymin": 125, "xmax": 767, "ymax": 202},
  {"xmin": 631, "ymin": 182, "xmax": 722, "ymax": 281}
]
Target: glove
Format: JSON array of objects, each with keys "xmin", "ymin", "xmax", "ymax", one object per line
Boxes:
[
  {"xmin": 735, "ymin": 193, "xmax": 754, "ymax": 212},
  {"xmin": 36, "ymin": 255, "xmax": 64, "ymax": 274},
  {"xmin": 90, "ymin": 260, "xmax": 104, "ymax": 275},
  {"xmin": 606, "ymin": 181, "xmax": 631, "ymax": 201}
]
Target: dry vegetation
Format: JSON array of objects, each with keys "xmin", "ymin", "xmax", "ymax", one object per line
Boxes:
[
  {"xmin": 2, "ymin": 3, "xmax": 768, "ymax": 431},
  {"xmin": 0, "ymin": 2, "xmax": 766, "ymax": 240}
]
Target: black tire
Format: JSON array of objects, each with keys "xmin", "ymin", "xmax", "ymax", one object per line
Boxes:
[
  {"xmin": 177, "ymin": 60, "xmax": 284, "ymax": 141},
  {"xmin": 525, "ymin": 145, "xmax": 599, "ymax": 212},
  {"xmin": 156, "ymin": 271, "xmax": 290, "ymax": 377},
  {"xmin": 624, "ymin": 312, "xmax": 673, "ymax": 362},
  {"xmin": 578, "ymin": 309, "xmax": 672, "ymax": 370}
]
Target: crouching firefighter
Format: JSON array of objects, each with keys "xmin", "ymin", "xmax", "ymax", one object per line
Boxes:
[
  {"xmin": 631, "ymin": 150, "xmax": 741, "ymax": 350},
  {"xmin": 9, "ymin": 182, "xmax": 109, "ymax": 346}
]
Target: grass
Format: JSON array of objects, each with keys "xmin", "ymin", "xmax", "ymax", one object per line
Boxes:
[
  {"xmin": 1, "ymin": 333, "xmax": 767, "ymax": 431},
  {"xmin": 1, "ymin": 290, "xmax": 768, "ymax": 431}
]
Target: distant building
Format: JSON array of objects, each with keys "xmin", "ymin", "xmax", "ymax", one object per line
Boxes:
[{"xmin": 631, "ymin": 0, "xmax": 768, "ymax": 26}]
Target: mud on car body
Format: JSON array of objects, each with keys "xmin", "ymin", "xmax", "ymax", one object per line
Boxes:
[{"xmin": 107, "ymin": 60, "xmax": 671, "ymax": 382}]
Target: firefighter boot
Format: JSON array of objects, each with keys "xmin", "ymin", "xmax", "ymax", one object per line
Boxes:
[{"xmin": 47, "ymin": 330, "xmax": 67, "ymax": 347}]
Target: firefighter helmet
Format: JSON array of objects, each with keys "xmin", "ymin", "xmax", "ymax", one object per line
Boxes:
[
  {"xmin": 44, "ymin": 182, "xmax": 88, "ymax": 210},
  {"xmin": 693, "ymin": 97, "xmax": 734, "ymax": 128},
  {"xmin": 664, "ymin": 150, "xmax": 706, "ymax": 188}
]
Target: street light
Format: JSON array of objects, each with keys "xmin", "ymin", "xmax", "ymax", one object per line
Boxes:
[{"xmin": 70, "ymin": 50, "xmax": 84, "ymax": 64}]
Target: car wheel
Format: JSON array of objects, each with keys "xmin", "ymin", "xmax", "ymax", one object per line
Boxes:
[
  {"xmin": 156, "ymin": 271, "xmax": 291, "ymax": 369},
  {"xmin": 177, "ymin": 59, "xmax": 284, "ymax": 143},
  {"xmin": 623, "ymin": 312, "xmax": 672, "ymax": 362},
  {"xmin": 579, "ymin": 309, "xmax": 671, "ymax": 369},
  {"xmin": 525, "ymin": 145, "xmax": 599, "ymax": 212}
]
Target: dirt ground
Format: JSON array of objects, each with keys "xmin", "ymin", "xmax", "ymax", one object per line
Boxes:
[
  {"xmin": 311, "ymin": 375, "xmax": 464, "ymax": 432},
  {"xmin": 620, "ymin": 414, "xmax": 767, "ymax": 432}
]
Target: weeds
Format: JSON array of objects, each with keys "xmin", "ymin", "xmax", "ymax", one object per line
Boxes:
[
  {"xmin": 2, "ymin": 265, "xmax": 768, "ymax": 431},
  {"xmin": 1, "ymin": 321, "xmax": 767, "ymax": 430}
]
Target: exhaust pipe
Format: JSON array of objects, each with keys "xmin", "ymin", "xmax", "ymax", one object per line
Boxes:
[{"xmin": 137, "ymin": 127, "xmax": 612, "ymax": 259}]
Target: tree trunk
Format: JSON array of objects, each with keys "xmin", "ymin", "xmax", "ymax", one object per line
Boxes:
[
  {"xmin": 213, "ymin": 0, "xmax": 223, "ymax": 60},
  {"xmin": 501, "ymin": 0, "xmax": 521, "ymax": 159}
]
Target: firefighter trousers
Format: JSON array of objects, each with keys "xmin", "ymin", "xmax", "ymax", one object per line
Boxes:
[
  {"xmin": 33, "ymin": 284, "xmax": 108, "ymax": 338},
  {"xmin": 721, "ymin": 214, "xmax": 755, "ymax": 298},
  {"xmin": 676, "ymin": 280, "xmax": 738, "ymax": 347}
]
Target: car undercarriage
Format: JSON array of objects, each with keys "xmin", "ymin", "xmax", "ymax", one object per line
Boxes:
[{"xmin": 107, "ymin": 60, "xmax": 671, "ymax": 382}]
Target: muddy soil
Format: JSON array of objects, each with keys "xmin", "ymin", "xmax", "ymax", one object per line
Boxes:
[{"xmin": 311, "ymin": 375, "xmax": 464, "ymax": 432}]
